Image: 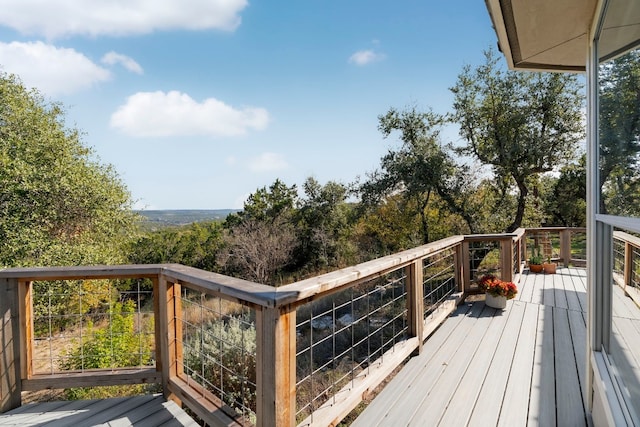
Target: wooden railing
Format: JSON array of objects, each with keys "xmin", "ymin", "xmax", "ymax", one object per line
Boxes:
[
  {"xmin": 0, "ymin": 228, "xmax": 586, "ymax": 427},
  {"xmin": 613, "ymin": 230, "xmax": 640, "ymax": 308}
]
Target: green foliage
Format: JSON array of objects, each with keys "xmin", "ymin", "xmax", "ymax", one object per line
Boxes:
[
  {"xmin": 227, "ymin": 178, "xmax": 298, "ymax": 225},
  {"xmin": 295, "ymin": 177, "xmax": 357, "ymax": 272},
  {"xmin": 33, "ymin": 279, "xmax": 117, "ymax": 334},
  {"xmin": 128, "ymin": 220, "xmax": 224, "ymax": 271},
  {"xmin": 545, "ymin": 156, "xmax": 587, "ymax": 226},
  {"xmin": 61, "ymin": 300, "xmax": 154, "ymax": 399},
  {"xmin": 184, "ymin": 317, "xmax": 256, "ymax": 416},
  {"xmin": 0, "ymin": 72, "xmax": 138, "ymax": 268},
  {"xmin": 450, "ymin": 49, "xmax": 585, "ymax": 231},
  {"xmin": 529, "ymin": 248, "xmax": 544, "ymax": 265},
  {"xmin": 360, "ymin": 107, "xmax": 476, "ymax": 245},
  {"xmin": 599, "ymin": 50, "xmax": 640, "ymax": 215}
]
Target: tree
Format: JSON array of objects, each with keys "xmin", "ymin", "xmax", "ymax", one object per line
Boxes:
[
  {"xmin": 295, "ymin": 177, "xmax": 355, "ymax": 271},
  {"xmin": 226, "ymin": 179, "xmax": 298, "ymax": 225},
  {"xmin": 0, "ymin": 72, "xmax": 137, "ymax": 267},
  {"xmin": 545, "ymin": 156, "xmax": 587, "ymax": 226},
  {"xmin": 360, "ymin": 107, "xmax": 477, "ymax": 245},
  {"xmin": 220, "ymin": 217, "xmax": 296, "ymax": 285},
  {"xmin": 221, "ymin": 179, "xmax": 299, "ymax": 285},
  {"xmin": 450, "ymin": 49, "xmax": 585, "ymax": 232},
  {"xmin": 128, "ymin": 221, "xmax": 224, "ymax": 271},
  {"xmin": 598, "ymin": 50, "xmax": 640, "ymax": 214}
]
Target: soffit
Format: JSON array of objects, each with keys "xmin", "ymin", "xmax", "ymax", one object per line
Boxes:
[{"xmin": 485, "ymin": 0, "xmax": 597, "ymax": 72}]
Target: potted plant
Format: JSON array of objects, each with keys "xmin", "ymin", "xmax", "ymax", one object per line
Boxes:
[
  {"xmin": 478, "ymin": 274, "xmax": 518, "ymax": 309},
  {"xmin": 528, "ymin": 249, "xmax": 544, "ymax": 273},
  {"xmin": 543, "ymin": 256, "xmax": 557, "ymax": 274}
]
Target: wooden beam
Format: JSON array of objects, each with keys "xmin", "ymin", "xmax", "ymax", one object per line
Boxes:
[
  {"xmin": 155, "ymin": 276, "xmax": 179, "ymax": 404},
  {"xmin": 18, "ymin": 281, "xmax": 33, "ymax": 380},
  {"xmin": 275, "ymin": 236, "xmax": 464, "ymax": 307},
  {"xmin": 168, "ymin": 376, "xmax": 244, "ymax": 427},
  {"xmin": 561, "ymin": 229, "xmax": 572, "ymax": 266},
  {"xmin": 462, "ymin": 240, "xmax": 471, "ymax": 292},
  {"xmin": 22, "ymin": 369, "xmax": 161, "ymax": 390},
  {"xmin": 255, "ymin": 306, "xmax": 296, "ymax": 427},
  {"xmin": 406, "ymin": 260, "xmax": 425, "ymax": 353},
  {"xmin": 0, "ymin": 278, "xmax": 21, "ymax": 412},
  {"xmin": 624, "ymin": 242, "xmax": 633, "ymax": 293},
  {"xmin": 501, "ymin": 239, "xmax": 514, "ymax": 283}
]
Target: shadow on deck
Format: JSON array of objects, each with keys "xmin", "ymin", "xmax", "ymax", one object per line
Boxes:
[{"xmin": 353, "ymin": 267, "xmax": 588, "ymax": 427}]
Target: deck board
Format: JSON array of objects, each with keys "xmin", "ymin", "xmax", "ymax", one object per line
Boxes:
[
  {"xmin": 0, "ymin": 395, "xmax": 198, "ymax": 427},
  {"xmin": 354, "ymin": 268, "xmax": 590, "ymax": 427},
  {"xmin": 355, "ymin": 303, "xmax": 474, "ymax": 425},
  {"xmin": 465, "ymin": 300, "xmax": 527, "ymax": 427},
  {"xmin": 527, "ymin": 304, "xmax": 556, "ymax": 427},
  {"xmin": 498, "ymin": 302, "xmax": 539, "ymax": 427},
  {"xmin": 436, "ymin": 303, "xmax": 512, "ymax": 427}
]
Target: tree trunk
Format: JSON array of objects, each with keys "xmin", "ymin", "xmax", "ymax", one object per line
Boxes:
[{"xmin": 507, "ymin": 179, "xmax": 528, "ymax": 232}]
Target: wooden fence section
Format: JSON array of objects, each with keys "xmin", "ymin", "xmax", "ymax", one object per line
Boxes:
[{"xmin": 0, "ymin": 227, "xmax": 587, "ymax": 427}]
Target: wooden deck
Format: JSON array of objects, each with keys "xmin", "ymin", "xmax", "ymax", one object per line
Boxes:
[
  {"xmin": 353, "ymin": 267, "xmax": 589, "ymax": 427},
  {"xmin": 0, "ymin": 394, "xmax": 198, "ymax": 427}
]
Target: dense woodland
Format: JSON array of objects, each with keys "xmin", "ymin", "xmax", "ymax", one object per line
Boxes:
[{"xmin": 3, "ymin": 49, "xmax": 640, "ymax": 287}]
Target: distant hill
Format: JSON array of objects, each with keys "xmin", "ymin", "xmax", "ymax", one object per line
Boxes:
[{"xmin": 135, "ymin": 209, "xmax": 238, "ymax": 228}]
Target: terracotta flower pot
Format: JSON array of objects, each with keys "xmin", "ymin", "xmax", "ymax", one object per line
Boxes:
[
  {"xmin": 529, "ymin": 264, "xmax": 544, "ymax": 273},
  {"xmin": 543, "ymin": 262, "xmax": 556, "ymax": 274}
]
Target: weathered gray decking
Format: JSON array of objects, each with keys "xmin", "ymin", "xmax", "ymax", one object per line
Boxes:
[
  {"xmin": 353, "ymin": 267, "xmax": 589, "ymax": 427},
  {"xmin": 0, "ymin": 394, "xmax": 198, "ymax": 427}
]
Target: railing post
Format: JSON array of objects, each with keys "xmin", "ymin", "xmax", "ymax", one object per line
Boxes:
[
  {"xmin": 406, "ymin": 260, "xmax": 425, "ymax": 353},
  {"xmin": 454, "ymin": 243, "xmax": 465, "ymax": 293},
  {"xmin": 156, "ymin": 276, "xmax": 183, "ymax": 404},
  {"xmin": 18, "ymin": 281, "xmax": 33, "ymax": 381},
  {"xmin": 256, "ymin": 305, "xmax": 296, "ymax": 427},
  {"xmin": 624, "ymin": 242, "xmax": 633, "ymax": 293},
  {"xmin": 560, "ymin": 229, "xmax": 572, "ymax": 267},
  {"xmin": 0, "ymin": 278, "xmax": 21, "ymax": 412},
  {"xmin": 462, "ymin": 240, "xmax": 472, "ymax": 292},
  {"xmin": 500, "ymin": 239, "xmax": 513, "ymax": 282},
  {"xmin": 516, "ymin": 236, "xmax": 523, "ymax": 275}
]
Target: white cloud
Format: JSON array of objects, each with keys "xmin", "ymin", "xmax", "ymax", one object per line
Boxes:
[
  {"xmin": 0, "ymin": 0, "xmax": 248, "ymax": 39},
  {"xmin": 110, "ymin": 91, "xmax": 269, "ymax": 138},
  {"xmin": 101, "ymin": 51, "xmax": 143, "ymax": 74},
  {"xmin": 248, "ymin": 152, "xmax": 288, "ymax": 172},
  {"xmin": 349, "ymin": 49, "xmax": 386, "ymax": 66},
  {"xmin": 225, "ymin": 156, "xmax": 237, "ymax": 166},
  {"xmin": 0, "ymin": 41, "xmax": 111, "ymax": 95}
]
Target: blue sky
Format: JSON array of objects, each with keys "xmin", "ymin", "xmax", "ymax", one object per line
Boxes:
[{"xmin": 0, "ymin": 1, "xmax": 498, "ymax": 209}]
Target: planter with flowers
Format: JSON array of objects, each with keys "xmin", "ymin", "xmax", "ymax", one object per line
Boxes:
[{"xmin": 478, "ymin": 274, "xmax": 518, "ymax": 309}]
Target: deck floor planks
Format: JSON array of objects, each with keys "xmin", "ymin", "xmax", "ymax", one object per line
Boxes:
[
  {"xmin": 563, "ymin": 269, "xmax": 584, "ymax": 313},
  {"xmin": 0, "ymin": 394, "xmax": 199, "ymax": 427},
  {"xmin": 69, "ymin": 395, "xmax": 159, "ymax": 427},
  {"xmin": 529, "ymin": 270, "xmax": 546, "ymax": 306},
  {"xmin": 518, "ymin": 270, "xmax": 537, "ymax": 304},
  {"xmin": 409, "ymin": 304, "xmax": 498, "ymax": 426},
  {"xmin": 553, "ymin": 272, "xmax": 568, "ymax": 310},
  {"xmin": 365, "ymin": 303, "xmax": 487, "ymax": 427},
  {"xmin": 553, "ymin": 307, "xmax": 587, "ymax": 426},
  {"xmin": 568, "ymin": 308, "xmax": 587, "ymax": 399},
  {"xmin": 436, "ymin": 302, "xmax": 515, "ymax": 427},
  {"xmin": 350, "ymin": 303, "xmax": 475, "ymax": 427},
  {"xmin": 466, "ymin": 300, "xmax": 528, "ymax": 426},
  {"xmin": 498, "ymin": 302, "xmax": 540, "ymax": 427},
  {"xmin": 355, "ymin": 268, "xmax": 591, "ymax": 427},
  {"xmin": 527, "ymin": 304, "xmax": 556, "ymax": 427}
]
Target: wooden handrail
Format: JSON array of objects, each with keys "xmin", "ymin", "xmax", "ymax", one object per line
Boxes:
[{"xmin": 0, "ymin": 227, "xmax": 590, "ymax": 426}]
